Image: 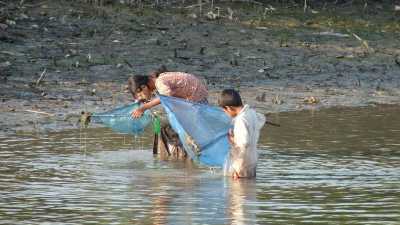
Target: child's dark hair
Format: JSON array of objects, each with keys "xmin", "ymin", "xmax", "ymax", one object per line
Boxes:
[
  {"xmin": 151, "ymin": 65, "xmax": 168, "ymax": 77},
  {"xmin": 128, "ymin": 75, "xmax": 149, "ymax": 94},
  {"xmin": 218, "ymin": 89, "xmax": 243, "ymax": 108}
]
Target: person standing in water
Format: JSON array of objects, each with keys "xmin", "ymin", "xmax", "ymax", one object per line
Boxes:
[
  {"xmin": 128, "ymin": 65, "xmax": 208, "ymax": 159},
  {"xmin": 218, "ymin": 89, "xmax": 265, "ymax": 179}
]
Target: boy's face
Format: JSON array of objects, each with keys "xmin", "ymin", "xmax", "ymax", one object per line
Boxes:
[{"xmin": 222, "ymin": 106, "xmax": 237, "ymax": 118}]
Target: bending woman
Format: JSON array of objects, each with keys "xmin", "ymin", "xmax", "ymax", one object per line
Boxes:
[
  {"xmin": 130, "ymin": 65, "xmax": 208, "ymax": 118},
  {"xmin": 128, "ymin": 65, "xmax": 208, "ymax": 159}
]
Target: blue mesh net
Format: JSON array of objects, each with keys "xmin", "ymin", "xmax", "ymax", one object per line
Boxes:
[
  {"xmin": 159, "ymin": 95, "xmax": 232, "ymax": 167},
  {"xmin": 91, "ymin": 103, "xmax": 152, "ymax": 135}
]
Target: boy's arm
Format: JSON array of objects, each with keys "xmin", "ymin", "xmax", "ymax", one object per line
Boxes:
[{"xmin": 131, "ymin": 98, "xmax": 161, "ymax": 118}]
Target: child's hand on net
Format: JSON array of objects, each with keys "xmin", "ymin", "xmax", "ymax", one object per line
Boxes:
[{"xmin": 131, "ymin": 107, "xmax": 145, "ymax": 118}]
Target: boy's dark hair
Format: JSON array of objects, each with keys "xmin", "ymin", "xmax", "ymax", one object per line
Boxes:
[
  {"xmin": 128, "ymin": 75, "xmax": 149, "ymax": 95},
  {"xmin": 218, "ymin": 89, "xmax": 243, "ymax": 108},
  {"xmin": 151, "ymin": 65, "xmax": 168, "ymax": 77}
]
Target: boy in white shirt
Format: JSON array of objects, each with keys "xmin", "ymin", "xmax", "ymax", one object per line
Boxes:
[{"xmin": 218, "ymin": 89, "xmax": 266, "ymax": 179}]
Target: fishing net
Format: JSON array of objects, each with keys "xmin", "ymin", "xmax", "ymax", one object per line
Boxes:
[
  {"xmin": 90, "ymin": 96, "xmax": 232, "ymax": 167},
  {"xmin": 91, "ymin": 102, "xmax": 152, "ymax": 135},
  {"xmin": 159, "ymin": 95, "xmax": 232, "ymax": 167}
]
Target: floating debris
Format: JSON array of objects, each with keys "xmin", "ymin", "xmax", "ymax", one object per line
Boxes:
[
  {"xmin": 314, "ymin": 31, "xmax": 349, "ymax": 38},
  {"xmin": 395, "ymin": 55, "xmax": 400, "ymax": 67},
  {"xmin": 0, "ymin": 23, "xmax": 8, "ymax": 30},
  {"xmin": 336, "ymin": 54, "xmax": 354, "ymax": 59},
  {"xmin": 256, "ymin": 92, "xmax": 267, "ymax": 102},
  {"xmin": 227, "ymin": 7, "xmax": 234, "ymax": 20},
  {"xmin": 5, "ymin": 20, "xmax": 16, "ymax": 26},
  {"xmin": 272, "ymin": 95, "xmax": 283, "ymax": 105},
  {"xmin": 78, "ymin": 111, "xmax": 92, "ymax": 128},
  {"xmin": 352, "ymin": 33, "xmax": 374, "ymax": 53},
  {"xmin": 206, "ymin": 7, "xmax": 220, "ymax": 20},
  {"xmin": 0, "ymin": 61, "xmax": 11, "ymax": 68},
  {"xmin": 304, "ymin": 96, "xmax": 319, "ymax": 104},
  {"xmin": 35, "ymin": 69, "xmax": 47, "ymax": 86}
]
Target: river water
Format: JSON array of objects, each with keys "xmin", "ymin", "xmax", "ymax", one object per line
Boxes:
[{"xmin": 1, "ymin": 105, "xmax": 399, "ymax": 224}]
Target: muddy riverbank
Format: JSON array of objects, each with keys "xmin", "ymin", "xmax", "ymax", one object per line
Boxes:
[{"xmin": 1, "ymin": 0, "xmax": 399, "ymax": 134}]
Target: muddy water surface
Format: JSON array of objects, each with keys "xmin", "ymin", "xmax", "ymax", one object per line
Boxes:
[{"xmin": 0, "ymin": 105, "xmax": 399, "ymax": 224}]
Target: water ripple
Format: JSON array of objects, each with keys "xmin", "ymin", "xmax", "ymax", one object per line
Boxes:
[{"xmin": 1, "ymin": 106, "xmax": 400, "ymax": 224}]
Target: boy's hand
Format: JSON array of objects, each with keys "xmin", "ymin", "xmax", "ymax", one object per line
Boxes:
[
  {"xmin": 228, "ymin": 129, "xmax": 234, "ymax": 145},
  {"xmin": 131, "ymin": 107, "xmax": 145, "ymax": 118}
]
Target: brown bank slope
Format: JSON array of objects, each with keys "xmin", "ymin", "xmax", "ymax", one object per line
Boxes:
[{"xmin": 0, "ymin": 0, "xmax": 399, "ymax": 134}]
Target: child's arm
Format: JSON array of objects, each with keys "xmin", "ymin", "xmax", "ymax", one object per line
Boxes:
[{"xmin": 131, "ymin": 98, "xmax": 161, "ymax": 118}]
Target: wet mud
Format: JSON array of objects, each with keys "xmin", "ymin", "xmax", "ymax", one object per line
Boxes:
[{"xmin": 1, "ymin": 0, "xmax": 399, "ymax": 134}]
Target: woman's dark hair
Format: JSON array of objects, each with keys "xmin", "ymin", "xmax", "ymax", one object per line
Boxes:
[
  {"xmin": 151, "ymin": 65, "xmax": 168, "ymax": 78},
  {"xmin": 218, "ymin": 89, "xmax": 243, "ymax": 108},
  {"xmin": 127, "ymin": 75, "xmax": 149, "ymax": 96}
]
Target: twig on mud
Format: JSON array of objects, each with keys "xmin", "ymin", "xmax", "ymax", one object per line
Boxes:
[
  {"xmin": 351, "ymin": 33, "xmax": 363, "ymax": 42},
  {"xmin": 395, "ymin": 55, "xmax": 400, "ymax": 67},
  {"xmin": 36, "ymin": 69, "xmax": 47, "ymax": 86},
  {"xmin": 25, "ymin": 1, "xmax": 48, "ymax": 8},
  {"xmin": 123, "ymin": 59, "xmax": 135, "ymax": 70},
  {"xmin": 184, "ymin": 0, "xmax": 209, "ymax": 9},
  {"xmin": 1, "ymin": 51, "xmax": 25, "ymax": 57},
  {"xmin": 184, "ymin": 3, "xmax": 200, "ymax": 8},
  {"xmin": 228, "ymin": 0, "xmax": 262, "ymax": 5},
  {"xmin": 123, "ymin": 12, "xmax": 168, "ymax": 30},
  {"xmin": 351, "ymin": 32, "xmax": 374, "ymax": 53},
  {"xmin": 24, "ymin": 109, "xmax": 54, "ymax": 117},
  {"xmin": 99, "ymin": 28, "xmax": 115, "ymax": 44},
  {"xmin": 140, "ymin": 24, "xmax": 169, "ymax": 31},
  {"xmin": 199, "ymin": 0, "xmax": 202, "ymax": 15},
  {"xmin": 265, "ymin": 120, "xmax": 280, "ymax": 127},
  {"xmin": 174, "ymin": 49, "xmax": 190, "ymax": 60},
  {"xmin": 314, "ymin": 31, "xmax": 349, "ymax": 38}
]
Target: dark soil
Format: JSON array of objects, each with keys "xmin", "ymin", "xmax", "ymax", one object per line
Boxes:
[{"xmin": 0, "ymin": 0, "xmax": 399, "ymax": 134}]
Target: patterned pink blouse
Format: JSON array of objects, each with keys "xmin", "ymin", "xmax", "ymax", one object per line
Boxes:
[{"xmin": 155, "ymin": 72, "xmax": 208, "ymax": 102}]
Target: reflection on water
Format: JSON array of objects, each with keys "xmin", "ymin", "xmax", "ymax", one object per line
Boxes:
[{"xmin": 0, "ymin": 105, "xmax": 399, "ymax": 224}]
